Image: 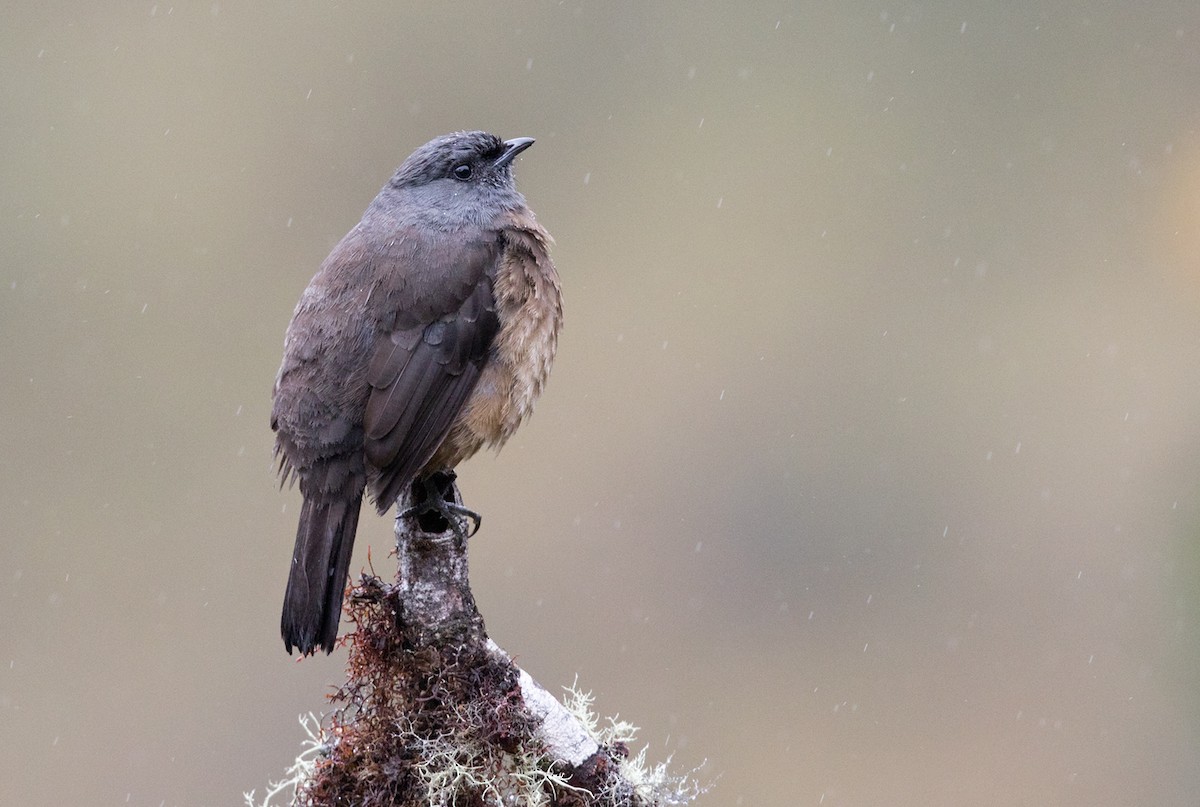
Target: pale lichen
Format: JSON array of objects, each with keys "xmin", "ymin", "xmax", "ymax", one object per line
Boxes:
[{"xmin": 243, "ymin": 714, "xmax": 327, "ymax": 807}]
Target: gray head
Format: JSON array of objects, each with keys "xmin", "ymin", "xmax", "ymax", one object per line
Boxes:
[{"xmin": 383, "ymin": 131, "xmax": 534, "ymax": 223}]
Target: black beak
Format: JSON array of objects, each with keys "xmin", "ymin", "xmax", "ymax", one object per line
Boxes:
[{"xmin": 495, "ymin": 137, "xmax": 535, "ymax": 169}]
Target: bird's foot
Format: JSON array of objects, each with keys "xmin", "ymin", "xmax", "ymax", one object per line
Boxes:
[{"xmin": 398, "ymin": 470, "xmax": 482, "ymax": 538}]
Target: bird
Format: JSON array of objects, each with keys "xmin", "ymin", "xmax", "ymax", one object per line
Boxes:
[{"xmin": 272, "ymin": 131, "xmax": 562, "ymax": 656}]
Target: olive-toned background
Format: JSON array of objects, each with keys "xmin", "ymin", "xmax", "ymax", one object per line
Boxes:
[{"xmin": 3, "ymin": 3, "xmax": 1200, "ymax": 805}]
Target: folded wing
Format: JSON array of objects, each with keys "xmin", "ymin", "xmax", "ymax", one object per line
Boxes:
[{"xmin": 362, "ymin": 233, "xmax": 501, "ymax": 510}]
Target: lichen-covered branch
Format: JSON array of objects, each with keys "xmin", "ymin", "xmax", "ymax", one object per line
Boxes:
[{"xmin": 248, "ymin": 474, "xmax": 703, "ymax": 807}]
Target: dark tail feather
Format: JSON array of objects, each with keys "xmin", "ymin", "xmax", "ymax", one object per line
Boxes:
[{"xmin": 281, "ymin": 495, "xmax": 362, "ymax": 655}]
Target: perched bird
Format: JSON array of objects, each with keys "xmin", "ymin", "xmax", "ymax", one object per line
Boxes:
[{"xmin": 272, "ymin": 131, "xmax": 562, "ymax": 655}]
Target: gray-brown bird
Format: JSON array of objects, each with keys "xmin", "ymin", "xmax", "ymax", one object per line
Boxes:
[{"xmin": 272, "ymin": 131, "xmax": 562, "ymax": 655}]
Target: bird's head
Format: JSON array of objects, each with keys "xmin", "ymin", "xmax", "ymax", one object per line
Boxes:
[{"xmin": 389, "ymin": 131, "xmax": 534, "ymax": 198}]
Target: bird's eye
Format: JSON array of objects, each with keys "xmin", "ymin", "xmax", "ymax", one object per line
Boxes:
[{"xmin": 453, "ymin": 163, "xmax": 473, "ymax": 180}]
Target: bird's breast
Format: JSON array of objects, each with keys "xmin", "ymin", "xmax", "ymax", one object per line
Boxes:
[{"xmin": 425, "ymin": 225, "xmax": 562, "ymax": 470}]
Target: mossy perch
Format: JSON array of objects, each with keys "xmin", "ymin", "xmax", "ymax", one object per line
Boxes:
[{"xmin": 250, "ymin": 474, "xmax": 702, "ymax": 807}]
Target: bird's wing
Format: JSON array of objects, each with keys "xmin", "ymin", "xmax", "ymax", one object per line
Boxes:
[{"xmin": 362, "ymin": 229, "xmax": 501, "ymax": 510}]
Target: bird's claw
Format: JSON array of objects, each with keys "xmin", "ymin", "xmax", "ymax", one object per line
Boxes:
[
  {"xmin": 398, "ymin": 500, "xmax": 481, "ymax": 538},
  {"xmin": 398, "ymin": 471, "xmax": 482, "ymax": 538}
]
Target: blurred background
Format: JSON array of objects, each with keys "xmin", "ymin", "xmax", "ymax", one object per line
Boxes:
[{"xmin": 3, "ymin": 2, "xmax": 1199, "ymax": 804}]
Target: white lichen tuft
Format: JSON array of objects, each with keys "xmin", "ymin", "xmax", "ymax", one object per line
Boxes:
[
  {"xmin": 405, "ymin": 716, "xmax": 584, "ymax": 807},
  {"xmin": 617, "ymin": 744, "xmax": 709, "ymax": 807},
  {"xmin": 561, "ymin": 681, "xmax": 710, "ymax": 806},
  {"xmin": 561, "ymin": 679, "xmax": 602, "ymax": 738},
  {"xmin": 243, "ymin": 713, "xmax": 327, "ymax": 807}
]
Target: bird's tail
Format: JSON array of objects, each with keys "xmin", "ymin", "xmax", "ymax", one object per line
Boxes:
[{"xmin": 281, "ymin": 495, "xmax": 362, "ymax": 655}]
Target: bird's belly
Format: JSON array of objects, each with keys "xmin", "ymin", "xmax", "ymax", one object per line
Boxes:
[
  {"xmin": 426, "ymin": 307, "xmax": 557, "ymax": 471},
  {"xmin": 426, "ymin": 362, "xmax": 525, "ymax": 470}
]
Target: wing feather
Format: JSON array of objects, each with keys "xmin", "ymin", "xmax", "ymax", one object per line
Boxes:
[{"xmin": 362, "ymin": 259, "xmax": 500, "ymax": 510}]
